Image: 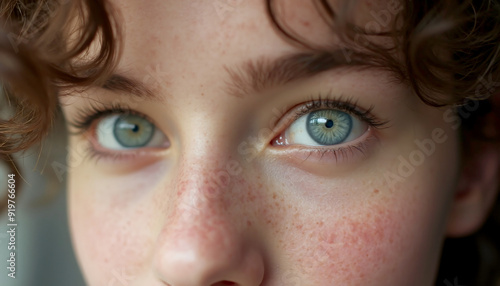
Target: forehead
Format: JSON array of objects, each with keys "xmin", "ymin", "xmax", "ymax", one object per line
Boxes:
[
  {"xmin": 112, "ymin": 1, "xmax": 315, "ymax": 61},
  {"xmin": 105, "ymin": 0, "xmax": 403, "ymax": 97},
  {"xmin": 109, "ymin": 0, "xmax": 397, "ymax": 59}
]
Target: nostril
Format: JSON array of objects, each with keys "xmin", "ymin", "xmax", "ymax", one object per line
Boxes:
[{"xmin": 212, "ymin": 281, "xmax": 237, "ymax": 286}]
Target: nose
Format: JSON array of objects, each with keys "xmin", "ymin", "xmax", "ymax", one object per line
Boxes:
[{"xmin": 153, "ymin": 162, "xmax": 265, "ymax": 286}]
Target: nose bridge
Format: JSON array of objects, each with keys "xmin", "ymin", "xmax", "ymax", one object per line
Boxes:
[
  {"xmin": 174, "ymin": 165, "xmax": 231, "ymax": 234},
  {"xmin": 176, "ymin": 148, "xmax": 236, "ymax": 212},
  {"xmin": 169, "ymin": 149, "xmax": 235, "ymax": 240}
]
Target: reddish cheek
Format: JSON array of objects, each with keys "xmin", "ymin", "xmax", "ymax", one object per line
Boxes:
[
  {"xmin": 255, "ymin": 181, "xmax": 404, "ymax": 284},
  {"xmin": 291, "ymin": 204, "xmax": 402, "ymax": 283}
]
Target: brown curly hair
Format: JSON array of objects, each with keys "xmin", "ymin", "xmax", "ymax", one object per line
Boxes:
[
  {"xmin": 0, "ymin": 0, "xmax": 119, "ymax": 156},
  {"xmin": 0, "ymin": 0, "xmax": 499, "ymax": 285}
]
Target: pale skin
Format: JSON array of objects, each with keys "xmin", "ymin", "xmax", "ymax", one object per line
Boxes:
[{"xmin": 59, "ymin": 0, "xmax": 500, "ymax": 285}]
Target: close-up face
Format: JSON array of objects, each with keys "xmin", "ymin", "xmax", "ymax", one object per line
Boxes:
[{"xmin": 60, "ymin": 0, "xmax": 466, "ymax": 285}]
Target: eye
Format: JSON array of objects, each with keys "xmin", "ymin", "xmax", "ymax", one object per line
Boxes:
[
  {"xmin": 95, "ymin": 114, "xmax": 168, "ymax": 150},
  {"xmin": 277, "ymin": 109, "xmax": 368, "ymax": 146}
]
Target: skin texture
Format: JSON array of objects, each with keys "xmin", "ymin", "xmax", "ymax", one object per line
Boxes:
[{"xmin": 60, "ymin": 0, "xmax": 467, "ymax": 285}]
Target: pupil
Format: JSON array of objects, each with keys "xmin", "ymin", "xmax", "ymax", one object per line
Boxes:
[
  {"xmin": 132, "ymin": 125, "xmax": 139, "ymax": 133},
  {"xmin": 325, "ymin": 119, "xmax": 334, "ymax": 128}
]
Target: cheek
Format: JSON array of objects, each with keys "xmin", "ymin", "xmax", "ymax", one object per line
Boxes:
[
  {"xmin": 273, "ymin": 194, "xmax": 408, "ymax": 285},
  {"xmin": 68, "ymin": 160, "xmax": 168, "ymax": 284},
  {"xmin": 260, "ymin": 154, "xmax": 457, "ymax": 285}
]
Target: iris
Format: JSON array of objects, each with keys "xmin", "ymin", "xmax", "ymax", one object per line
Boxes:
[
  {"xmin": 306, "ymin": 110, "xmax": 352, "ymax": 145},
  {"xmin": 113, "ymin": 114, "xmax": 155, "ymax": 148}
]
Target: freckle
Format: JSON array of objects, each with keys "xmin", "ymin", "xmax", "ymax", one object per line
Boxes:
[
  {"xmin": 272, "ymin": 193, "xmax": 277, "ymax": 200},
  {"xmin": 247, "ymin": 220, "xmax": 252, "ymax": 227},
  {"xmin": 373, "ymin": 189, "xmax": 380, "ymax": 194},
  {"xmin": 247, "ymin": 193, "xmax": 256, "ymax": 202}
]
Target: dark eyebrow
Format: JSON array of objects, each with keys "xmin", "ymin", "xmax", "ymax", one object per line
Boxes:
[
  {"xmin": 100, "ymin": 49, "xmax": 366, "ymax": 100},
  {"xmin": 101, "ymin": 73, "xmax": 158, "ymax": 100},
  {"xmin": 224, "ymin": 49, "xmax": 367, "ymax": 98}
]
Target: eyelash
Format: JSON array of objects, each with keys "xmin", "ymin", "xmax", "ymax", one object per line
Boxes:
[
  {"xmin": 288, "ymin": 94, "xmax": 388, "ymax": 128},
  {"xmin": 68, "ymin": 95, "xmax": 388, "ymax": 163},
  {"xmin": 70, "ymin": 103, "xmax": 136, "ymax": 134}
]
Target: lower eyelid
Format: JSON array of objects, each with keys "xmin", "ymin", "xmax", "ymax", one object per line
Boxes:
[
  {"xmin": 84, "ymin": 138, "xmax": 169, "ymax": 163},
  {"xmin": 268, "ymin": 127, "xmax": 379, "ymax": 165},
  {"xmin": 88, "ymin": 132, "xmax": 169, "ymax": 154}
]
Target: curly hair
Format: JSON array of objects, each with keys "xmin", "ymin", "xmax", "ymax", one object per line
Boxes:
[
  {"xmin": 0, "ymin": 0, "xmax": 499, "ymax": 285},
  {"xmin": 0, "ymin": 0, "xmax": 120, "ymax": 156}
]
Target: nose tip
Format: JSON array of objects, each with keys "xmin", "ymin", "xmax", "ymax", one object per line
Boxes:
[
  {"xmin": 154, "ymin": 235, "xmax": 265, "ymax": 286},
  {"xmin": 153, "ymin": 197, "xmax": 265, "ymax": 286}
]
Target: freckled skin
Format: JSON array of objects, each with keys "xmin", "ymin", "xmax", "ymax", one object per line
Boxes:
[{"xmin": 62, "ymin": 0, "xmax": 463, "ymax": 285}]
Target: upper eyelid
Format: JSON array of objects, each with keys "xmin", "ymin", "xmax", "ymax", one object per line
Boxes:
[
  {"xmin": 275, "ymin": 95, "xmax": 389, "ymax": 134},
  {"xmin": 68, "ymin": 105, "xmax": 158, "ymax": 135}
]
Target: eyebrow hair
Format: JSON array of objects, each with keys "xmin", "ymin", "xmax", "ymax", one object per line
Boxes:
[
  {"xmin": 101, "ymin": 73, "xmax": 157, "ymax": 100},
  {"xmin": 224, "ymin": 48, "xmax": 368, "ymax": 98},
  {"xmin": 100, "ymin": 48, "xmax": 367, "ymax": 100}
]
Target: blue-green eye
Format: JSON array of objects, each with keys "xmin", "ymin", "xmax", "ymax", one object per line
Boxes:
[
  {"xmin": 306, "ymin": 110, "xmax": 352, "ymax": 145},
  {"xmin": 284, "ymin": 109, "xmax": 368, "ymax": 146},
  {"xmin": 95, "ymin": 114, "xmax": 168, "ymax": 150},
  {"xmin": 113, "ymin": 115, "xmax": 154, "ymax": 147}
]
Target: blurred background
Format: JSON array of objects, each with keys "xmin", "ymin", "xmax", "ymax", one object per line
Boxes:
[{"xmin": 0, "ymin": 110, "xmax": 85, "ymax": 286}]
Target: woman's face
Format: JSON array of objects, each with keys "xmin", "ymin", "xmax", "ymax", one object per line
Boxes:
[{"xmin": 60, "ymin": 0, "xmax": 462, "ymax": 285}]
